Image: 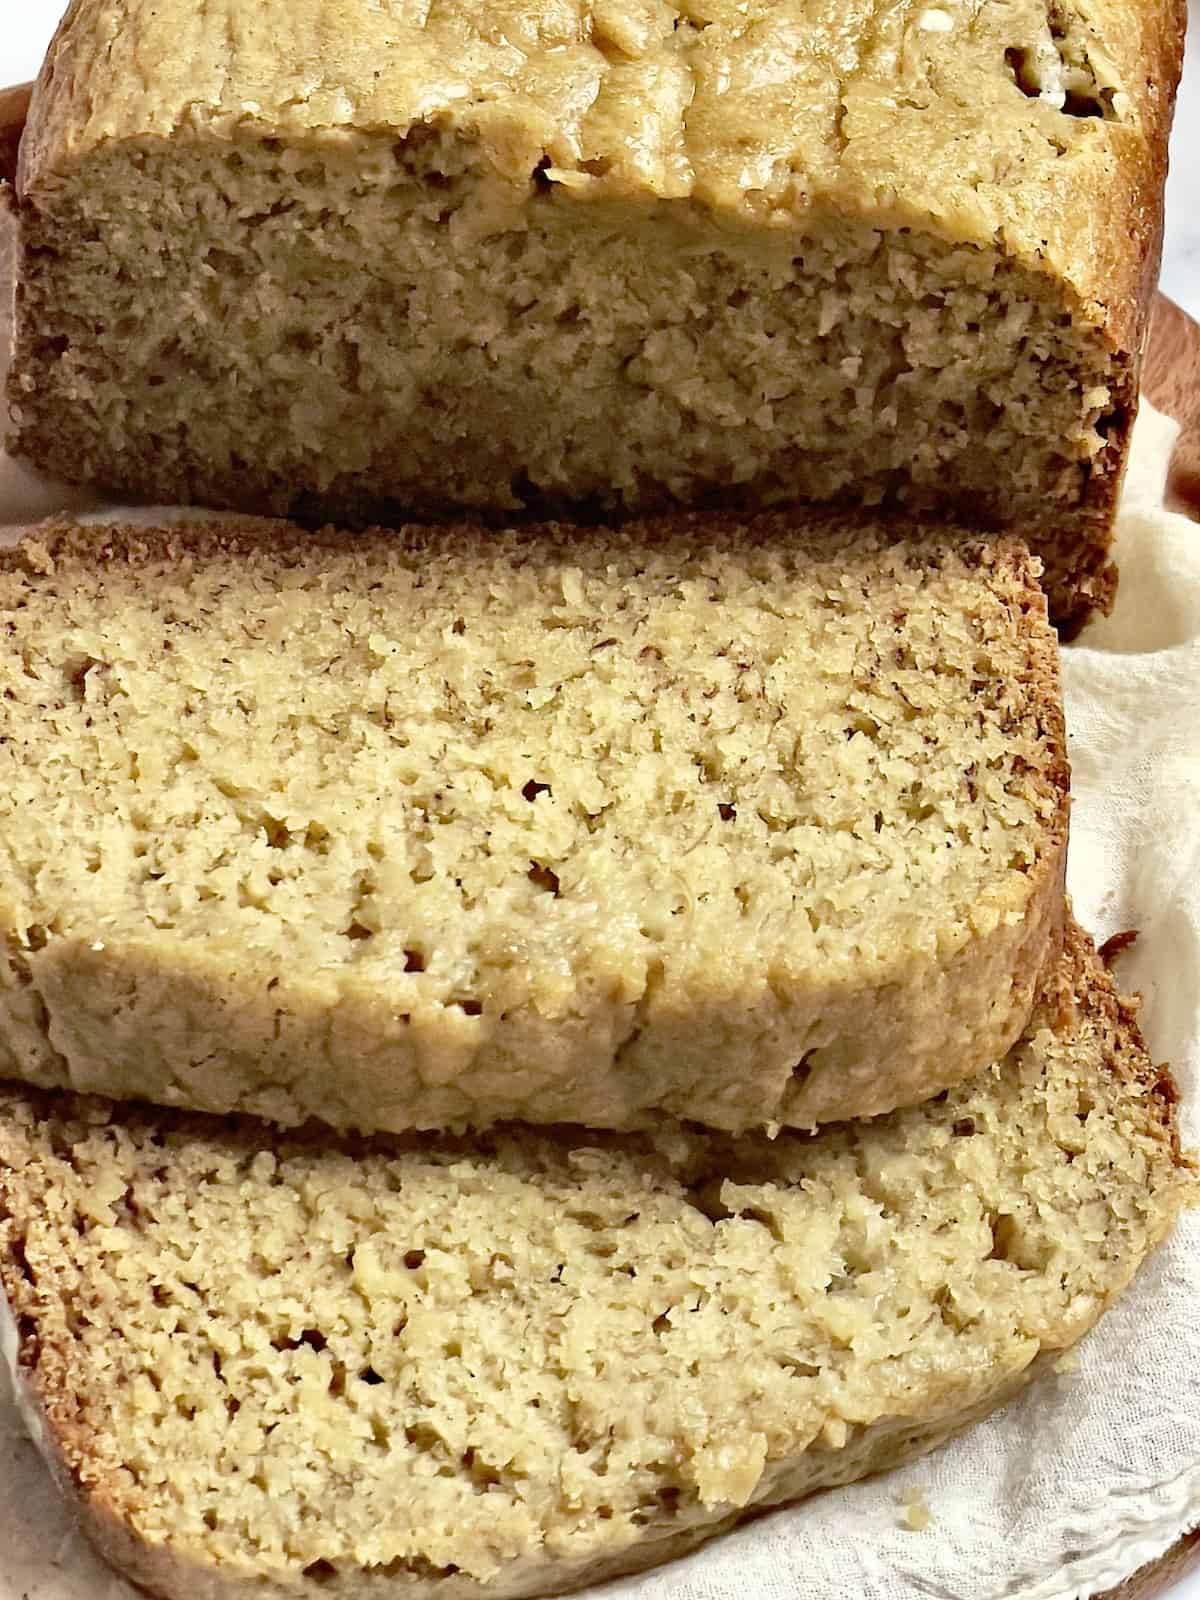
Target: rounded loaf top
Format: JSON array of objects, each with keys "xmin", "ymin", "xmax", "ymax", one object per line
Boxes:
[{"xmin": 23, "ymin": 0, "xmax": 1182, "ymax": 302}]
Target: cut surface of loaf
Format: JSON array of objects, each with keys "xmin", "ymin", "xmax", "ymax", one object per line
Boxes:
[
  {"xmin": 6, "ymin": 0, "xmax": 1185, "ymax": 630},
  {"xmin": 0, "ymin": 923, "xmax": 1189, "ymax": 1600},
  {"xmin": 0, "ymin": 514, "xmax": 1067, "ymax": 1135}
]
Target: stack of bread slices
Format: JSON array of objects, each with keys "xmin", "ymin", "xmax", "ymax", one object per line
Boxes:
[{"xmin": 0, "ymin": 1, "xmax": 1193, "ymax": 1597}]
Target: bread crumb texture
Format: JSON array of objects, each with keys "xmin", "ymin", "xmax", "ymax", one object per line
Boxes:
[
  {"xmin": 0, "ymin": 926, "xmax": 1189, "ymax": 1600},
  {"xmin": 0, "ymin": 516, "xmax": 1066, "ymax": 1134},
  {"xmin": 900, "ymin": 1488, "xmax": 934, "ymax": 1532},
  {"xmin": 7, "ymin": 0, "xmax": 1184, "ymax": 626}
]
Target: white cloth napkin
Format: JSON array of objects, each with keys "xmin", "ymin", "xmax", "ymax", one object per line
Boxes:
[{"xmin": 0, "ymin": 214, "xmax": 1197, "ymax": 1593}]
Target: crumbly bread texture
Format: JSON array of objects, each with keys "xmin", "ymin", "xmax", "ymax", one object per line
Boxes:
[
  {"xmin": 0, "ymin": 923, "xmax": 1189, "ymax": 1600},
  {"xmin": 6, "ymin": 0, "xmax": 1185, "ymax": 631},
  {"xmin": 0, "ymin": 514, "xmax": 1067, "ymax": 1136}
]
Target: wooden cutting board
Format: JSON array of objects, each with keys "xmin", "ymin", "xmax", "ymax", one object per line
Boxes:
[
  {"xmin": 1144, "ymin": 295, "xmax": 1200, "ymax": 517},
  {"xmin": 0, "ymin": 75, "xmax": 1198, "ymax": 1600},
  {"xmin": 0, "ymin": 81, "xmax": 28, "ymax": 192}
]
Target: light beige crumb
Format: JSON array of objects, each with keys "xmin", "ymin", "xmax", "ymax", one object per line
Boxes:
[
  {"xmin": 0, "ymin": 921, "xmax": 1187, "ymax": 1600},
  {"xmin": 0, "ymin": 515, "xmax": 1067, "ymax": 1138},
  {"xmin": 8, "ymin": 0, "xmax": 1175, "ymax": 631},
  {"xmin": 899, "ymin": 1489, "xmax": 934, "ymax": 1532}
]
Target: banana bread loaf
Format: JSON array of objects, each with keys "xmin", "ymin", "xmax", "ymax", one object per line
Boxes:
[
  {"xmin": 5, "ymin": 0, "xmax": 1185, "ymax": 631},
  {"xmin": 0, "ymin": 512, "xmax": 1067, "ymax": 1135},
  {"xmin": 0, "ymin": 922, "xmax": 1189, "ymax": 1600}
]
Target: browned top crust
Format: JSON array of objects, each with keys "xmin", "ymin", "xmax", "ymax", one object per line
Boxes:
[{"xmin": 20, "ymin": 0, "xmax": 1185, "ymax": 357}]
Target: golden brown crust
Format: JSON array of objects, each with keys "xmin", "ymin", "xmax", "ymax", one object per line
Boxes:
[
  {"xmin": 17, "ymin": 0, "xmax": 1185, "ymax": 300},
  {"xmin": 0, "ymin": 504, "xmax": 1068, "ymax": 573},
  {"xmin": 1098, "ymin": 0, "xmax": 1186, "ymax": 359},
  {"xmin": 0, "ymin": 506, "xmax": 1113, "ymax": 634},
  {"xmin": 1099, "ymin": 928, "xmax": 1141, "ymax": 965},
  {"xmin": 1054, "ymin": 916, "xmax": 1189, "ymax": 1159},
  {"xmin": 1059, "ymin": 0, "xmax": 1187, "ymax": 590}
]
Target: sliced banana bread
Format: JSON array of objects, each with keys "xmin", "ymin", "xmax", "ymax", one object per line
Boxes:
[
  {"xmin": 0, "ymin": 512, "xmax": 1067, "ymax": 1135},
  {"xmin": 0, "ymin": 923, "xmax": 1189, "ymax": 1600},
  {"xmin": 6, "ymin": 0, "xmax": 1185, "ymax": 630}
]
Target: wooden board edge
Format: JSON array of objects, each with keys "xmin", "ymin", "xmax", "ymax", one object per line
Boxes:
[
  {"xmin": 0, "ymin": 82, "xmax": 31, "ymax": 189},
  {"xmin": 1096, "ymin": 1525, "xmax": 1200, "ymax": 1600},
  {"xmin": 1142, "ymin": 295, "xmax": 1200, "ymax": 519}
]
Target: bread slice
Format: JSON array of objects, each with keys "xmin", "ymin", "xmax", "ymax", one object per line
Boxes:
[
  {"xmin": 6, "ymin": 0, "xmax": 1184, "ymax": 631},
  {"xmin": 0, "ymin": 922, "xmax": 1189, "ymax": 1600},
  {"xmin": 0, "ymin": 513, "xmax": 1067, "ymax": 1135}
]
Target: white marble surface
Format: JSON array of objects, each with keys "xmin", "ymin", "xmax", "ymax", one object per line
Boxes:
[
  {"xmin": 0, "ymin": 6, "xmax": 1198, "ymax": 1600},
  {"xmin": 3, "ymin": 0, "xmax": 1200, "ymax": 318}
]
